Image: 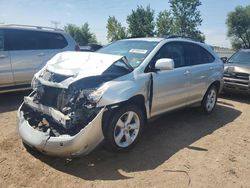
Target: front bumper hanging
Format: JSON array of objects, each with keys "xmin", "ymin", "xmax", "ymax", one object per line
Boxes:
[{"xmin": 17, "ymin": 103, "xmax": 105, "ymax": 157}]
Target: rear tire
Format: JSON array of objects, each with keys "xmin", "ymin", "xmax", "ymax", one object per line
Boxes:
[
  {"xmin": 103, "ymin": 104, "xmax": 144, "ymax": 152},
  {"xmin": 201, "ymin": 85, "xmax": 218, "ymax": 114}
]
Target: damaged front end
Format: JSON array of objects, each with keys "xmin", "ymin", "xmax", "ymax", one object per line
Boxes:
[
  {"xmin": 17, "ymin": 53, "xmax": 126, "ymax": 156},
  {"xmin": 17, "ymin": 52, "xmax": 142, "ymax": 156},
  {"xmin": 18, "ymin": 82, "xmax": 106, "ymax": 156}
]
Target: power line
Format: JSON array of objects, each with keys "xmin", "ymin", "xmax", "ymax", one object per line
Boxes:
[{"xmin": 51, "ymin": 21, "xmax": 60, "ymax": 29}]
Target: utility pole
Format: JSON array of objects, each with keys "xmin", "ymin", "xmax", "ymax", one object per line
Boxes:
[{"xmin": 51, "ymin": 21, "xmax": 60, "ymax": 29}]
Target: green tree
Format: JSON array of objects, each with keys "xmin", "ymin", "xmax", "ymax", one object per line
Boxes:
[
  {"xmin": 64, "ymin": 23, "xmax": 97, "ymax": 45},
  {"xmin": 156, "ymin": 10, "xmax": 173, "ymax": 36},
  {"xmin": 169, "ymin": 0, "xmax": 205, "ymax": 41},
  {"xmin": 106, "ymin": 16, "xmax": 127, "ymax": 42},
  {"xmin": 127, "ymin": 5, "xmax": 155, "ymax": 37},
  {"xmin": 226, "ymin": 5, "xmax": 250, "ymax": 50}
]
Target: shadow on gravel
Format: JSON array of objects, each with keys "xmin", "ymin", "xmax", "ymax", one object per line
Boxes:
[
  {"xmin": 220, "ymin": 92, "xmax": 250, "ymax": 105},
  {"xmin": 29, "ymin": 104, "xmax": 241, "ymax": 181},
  {"xmin": 0, "ymin": 90, "xmax": 30, "ymax": 113}
]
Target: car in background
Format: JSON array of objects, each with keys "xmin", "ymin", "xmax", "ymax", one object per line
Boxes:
[
  {"xmin": 80, "ymin": 44, "xmax": 103, "ymax": 52},
  {"xmin": 223, "ymin": 49, "xmax": 250, "ymax": 93},
  {"xmin": 17, "ymin": 37, "xmax": 224, "ymax": 157},
  {"xmin": 0, "ymin": 24, "xmax": 77, "ymax": 93}
]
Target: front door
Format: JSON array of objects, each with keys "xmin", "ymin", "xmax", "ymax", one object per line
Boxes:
[{"xmin": 149, "ymin": 42, "xmax": 190, "ymax": 116}]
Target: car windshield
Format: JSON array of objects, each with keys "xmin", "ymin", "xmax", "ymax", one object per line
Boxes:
[
  {"xmin": 98, "ymin": 40, "xmax": 159, "ymax": 68},
  {"xmin": 228, "ymin": 50, "xmax": 250, "ymax": 65}
]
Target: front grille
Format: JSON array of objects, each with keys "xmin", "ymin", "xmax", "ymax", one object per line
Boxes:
[
  {"xmin": 224, "ymin": 72, "xmax": 249, "ymax": 81},
  {"xmin": 224, "ymin": 72, "xmax": 250, "ymax": 87},
  {"xmin": 37, "ymin": 85, "xmax": 61, "ymax": 108}
]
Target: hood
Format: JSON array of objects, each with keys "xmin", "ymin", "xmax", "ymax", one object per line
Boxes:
[
  {"xmin": 46, "ymin": 51, "xmax": 123, "ymax": 77},
  {"xmin": 35, "ymin": 51, "xmax": 130, "ymax": 89},
  {"xmin": 224, "ymin": 63, "xmax": 250, "ymax": 74}
]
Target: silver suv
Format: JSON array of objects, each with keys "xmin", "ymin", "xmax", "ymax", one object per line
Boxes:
[
  {"xmin": 17, "ymin": 37, "xmax": 224, "ymax": 157},
  {"xmin": 0, "ymin": 24, "xmax": 77, "ymax": 93}
]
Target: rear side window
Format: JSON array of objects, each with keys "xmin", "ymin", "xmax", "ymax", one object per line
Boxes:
[
  {"xmin": 184, "ymin": 43, "xmax": 215, "ymax": 65},
  {"xmin": 40, "ymin": 32, "xmax": 68, "ymax": 49},
  {"xmin": 0, "ymin": 30, "xmax": 3, "ymax": 51},
  {"xmin": 5, "ymin": 29, "xmax": 67, "ymax": 51}
]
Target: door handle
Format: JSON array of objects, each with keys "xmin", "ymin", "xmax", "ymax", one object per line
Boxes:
[
  {"xmin": 209, "ymin": 67, "xmax": 214, "ymax": 70},
  {"xmin": 37, "ymin": 53, "xmax": 45, "ymax": 56},
  {"xmin": 184, "ymin": 70, "xmax": 191, "ymax": 76},
  {"xmin": 0, "ymin": 54, "xmax": 7, "ymax": 59}
]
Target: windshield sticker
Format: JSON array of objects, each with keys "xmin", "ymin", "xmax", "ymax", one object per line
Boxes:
[{"xmin": 129, "ymin": 49, "xmax": 148, "ymax": 54}]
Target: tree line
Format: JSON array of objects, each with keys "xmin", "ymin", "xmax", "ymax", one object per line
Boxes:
[
  {"xmin": 64, "ymin": 1, "xmax": 250, "ymax": 50},
  {"xmin": 107, "ymin": 0, "xmax": 205, "ymax": 42}
]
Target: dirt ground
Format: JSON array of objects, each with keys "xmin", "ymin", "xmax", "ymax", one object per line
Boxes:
[{"xmin": 0, "ymin": 91, "xmax": 250, "ymax": 188}]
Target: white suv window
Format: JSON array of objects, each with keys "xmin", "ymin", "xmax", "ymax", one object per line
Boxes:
[{"xmin": 5, "ymin": 29, "xmax": 68, "ymax": 51}]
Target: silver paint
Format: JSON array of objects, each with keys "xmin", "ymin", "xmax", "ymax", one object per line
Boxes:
[{"xmin": 17, "ymin": 38, "xmax": 224, "ymax": 156}]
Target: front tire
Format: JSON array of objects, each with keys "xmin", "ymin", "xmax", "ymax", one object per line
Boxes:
[
  {"xmin": 103, "ymin": 104, "xmax": 144, "ymax": 152},
  {"xmin": 201, "ymin": 85, "xmax": 218, "ymax": 114}
]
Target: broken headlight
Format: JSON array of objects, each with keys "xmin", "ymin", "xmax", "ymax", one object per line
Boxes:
[
  {"xmin": 31, "ymin": 77, "xmax": 40, "ymax": 90},
  {"xmin": 87, "ymin": 84, "xmax": 109, "ymax": 103}
]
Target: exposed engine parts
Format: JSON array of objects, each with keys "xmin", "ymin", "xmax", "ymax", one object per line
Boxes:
[{"xmin": 22, "ymin": 84, "xmax": 101, "ymax": 137}]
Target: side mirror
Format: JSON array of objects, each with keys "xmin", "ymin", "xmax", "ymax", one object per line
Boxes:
[
  {"xmin": 220, "ymin": 57, "xmax": 228, "ymax": 64},
  {"xmin": 155, "ymin": 58, "xmax": 175, "ymax": 71}
]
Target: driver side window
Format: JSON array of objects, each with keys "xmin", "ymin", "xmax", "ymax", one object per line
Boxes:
[{"xmin": 149, "ymin": 42, "xmax": 186, "ymax": 70}]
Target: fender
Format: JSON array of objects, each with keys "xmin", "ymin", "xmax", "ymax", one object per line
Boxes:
[
  {"xmin": 97, "ymin": 72, "xmax": 153, "ymax": 118},
  {"xmin": 203, "ymin": 62, "xmax": 224, "ymax": 97}
]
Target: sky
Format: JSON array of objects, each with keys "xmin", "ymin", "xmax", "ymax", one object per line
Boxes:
[{"xmin": 0, "ymin": 0, "xmax": 249, "ymax": 48}]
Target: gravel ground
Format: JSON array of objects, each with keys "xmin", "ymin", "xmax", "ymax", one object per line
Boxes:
[{"xmin": 0, "ymin": 91, "xmax": 250, "ymax": 188}]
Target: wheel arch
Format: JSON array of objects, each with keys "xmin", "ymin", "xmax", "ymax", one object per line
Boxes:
[
  {"xmin": 102, "ymin": 94, "xmax": 147, "ymax": 132},
  {"xmin": 208, "ymin": 80, "xmax": 221, "ymax": 92}
]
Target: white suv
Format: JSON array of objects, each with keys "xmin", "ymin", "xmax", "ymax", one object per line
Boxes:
[{"xmin": 0, "ymin": 24, "xmax": 77, "ymax": 93}]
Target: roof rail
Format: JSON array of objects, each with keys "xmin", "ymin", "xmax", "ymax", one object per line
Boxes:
[
  {"xmin": 0, "ymin": 24, "xmax": 64, "ymax": 31},
  {"xmin": 164, "ymin": 35, "xmax": 203, "ymax": 43}
]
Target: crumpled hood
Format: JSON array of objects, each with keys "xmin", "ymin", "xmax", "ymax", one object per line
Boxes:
[
  {"xmin": 46, "ymin": 51, "xmax": 123, "ymax": 77},
  {"xmin": 35, "ymin": 51, "xmax": 125, "ymax": 89},
  {"xmin": 224, "ymin": 63, "xmax": 250, "ymax": 74}
]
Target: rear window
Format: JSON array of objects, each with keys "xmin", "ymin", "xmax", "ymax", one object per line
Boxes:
[{"xmin": 5, "ymin": 29, "xmax": 68, "ymax": 51}]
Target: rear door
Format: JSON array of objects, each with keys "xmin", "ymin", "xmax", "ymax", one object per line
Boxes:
[
  {"xmin": 5, "ymin": 29, "xmax": 51, "ymax": 85},
  {"xmin": 0, "ymin": 29, "xmax": 13, "ymax": 87},
  {"xmin": 183, "ymin": 42, "xmax": 215, "ymax": 102}
]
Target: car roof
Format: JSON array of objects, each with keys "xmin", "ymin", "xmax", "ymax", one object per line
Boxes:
[
  {"xmin": 0, "ymin": 24, "xmax": 66, "ymax": 34},
  {"xmin": 122, "ymin": 37, "xmax": 205, "ymax": 46},
  {"xmin": 124, "ymin": 37, "xmax": 165, "ymax": 42}
]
